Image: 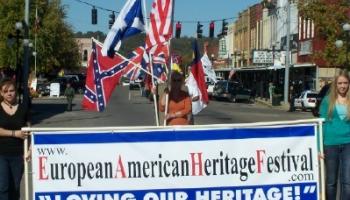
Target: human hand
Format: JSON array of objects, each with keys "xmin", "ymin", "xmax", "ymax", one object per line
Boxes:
[
  {"xmin": 14, "ymin": 130, "xmax": 29, "ymax": 140},
  {"xmin": 318, "ymin": 152, "xmax": 324, "ymax": 160},
  {"xmin": 165, "ymin": 112, "xmax": 179, "ymax": 120},
  {"xmin": 24, "ymin": 147, "xmax": 32, "ymax": 162},
  {"xmin": 165, "ymin": 113, "xmax": 175, "ymax": 120},
  {"xmin": 151, "ymin": 86, "xmax": 157, "ymax": 94}
]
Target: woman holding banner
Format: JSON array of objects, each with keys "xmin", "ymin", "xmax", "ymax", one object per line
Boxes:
[
  {"xmin": 160, "ymin": 71, "xmax": 191, "ymax": 126},
  {"xmin": 0, "ymin": 78, "xmax": 30, "ymax": 200},
  {"xmin": 319, "ymin": 69, "xmax": 350, "ymax": 200}
]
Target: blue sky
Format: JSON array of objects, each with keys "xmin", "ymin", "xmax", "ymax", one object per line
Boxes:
[{"xmin": 61, "ymin": 0, "xmax": 260, "ymax": 37}]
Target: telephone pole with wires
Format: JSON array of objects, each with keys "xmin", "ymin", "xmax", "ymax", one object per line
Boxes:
[{"xmin": 283, "ymin": 0, "xmax": 291, "ymax": 104}]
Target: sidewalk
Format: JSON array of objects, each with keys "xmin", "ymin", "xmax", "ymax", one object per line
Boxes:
[{"xmin": 254, "ymin": 97, "xmax": 290, "ymax": 111}]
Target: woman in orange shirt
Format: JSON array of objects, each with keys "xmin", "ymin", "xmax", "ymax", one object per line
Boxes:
[{"xmin": 160, "ymin": 72, "xmax": 192, "ymax": 126}]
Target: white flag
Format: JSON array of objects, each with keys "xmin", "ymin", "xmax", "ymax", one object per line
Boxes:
[
  {"xmin": 185, "ymin": 72, "xmax": 207, "ymax": 115},
  {"xmin": 201, "ymin": 53, "xmax": 217, "ymax": 83}
]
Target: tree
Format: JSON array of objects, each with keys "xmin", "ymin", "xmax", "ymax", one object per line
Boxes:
[
  {"xmin": 0, "ymin": 0, "xmax": 80, "ymax": 75},
  {"xmin": 298, "ymin": 0, "xmax": 350, "ymax": 67},
  {"xmin": 33, "ymin": 0, "xmax": 80, "ymax": 74},
  {"xmin": 0, "ymin": 0, "xmax": 24, "ymax": 69}
]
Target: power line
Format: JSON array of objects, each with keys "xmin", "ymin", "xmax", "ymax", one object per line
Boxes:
[
  {"xmin": 69, "ymin": 0, "xmax": 237, "ymax": 24},
  {"xmin": 70, "ymin": 0, "xmax": 120, "ymax": 13}
]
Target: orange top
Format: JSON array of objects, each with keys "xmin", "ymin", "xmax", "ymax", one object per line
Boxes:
[{"xmin": 160, "ymin": 91, "xmax": 192, "ymax": 125}]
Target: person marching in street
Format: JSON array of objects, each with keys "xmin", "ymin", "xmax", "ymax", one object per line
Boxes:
[
  {"xmin": 159, "ymin": 71, "xmax": 192, "ymax": 126},
  {"xmin": 268, "ymin": 81, "xmax": 275, "ymax": 103},
  {"xmin": 319, "ymin": 69, "xmax": 350, "ymax": 200},
  {"xmin": 64, "ymin": 82, "xmax": 75, "ymax": 111},
  {"xmin": 288, "ymin": 83, "xmax": 295, "ymax": 112},
  {"xmin": 0, "ymin": 78, "xmax": 30, "ymax": 200}
]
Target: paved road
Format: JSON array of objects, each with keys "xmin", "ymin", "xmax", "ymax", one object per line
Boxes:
[
  {"xmin": 31, "ymin": 86, "xmax": 156, "ymax": 127},
  {"xmin": 31, "ymin": 85, "xmax": 314, "ymax": 128}
]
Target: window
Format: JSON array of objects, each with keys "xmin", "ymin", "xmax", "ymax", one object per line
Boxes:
[{"xmin": 83, "ymin": 50, "xmax": 88, "ymax": 61}]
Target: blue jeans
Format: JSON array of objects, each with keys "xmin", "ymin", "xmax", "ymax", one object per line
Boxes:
[
  {"xmin": 0, "ymin": 155, "xmax": 24, "ymax": 200},
  {"xmin": 325, "ymin": 143, "xmax": 350, "ymax": 200}
]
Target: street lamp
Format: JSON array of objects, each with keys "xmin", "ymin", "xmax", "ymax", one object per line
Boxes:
[
  {"xmin": 32, "ymin": 51, "xmax": 37, "ymax": 77},
  {"xmin": 335, "ymin": 23, "xmax": 350, "ymax": 69},
  {"xmin": 6, "ymin": 22, "xmax": 24, "ymax": 103}
]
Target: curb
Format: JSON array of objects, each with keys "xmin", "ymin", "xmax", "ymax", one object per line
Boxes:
[{"xmin": 255, "ymin": 98, "xmax": 289, "ymax": 111}]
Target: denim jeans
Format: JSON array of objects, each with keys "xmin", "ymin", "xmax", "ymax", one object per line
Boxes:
[
  {"xmin": 0, "ymin": 155, "xmax": 24, "ymax": 200},
  {"xmin": 325, "ymin": 143, "xmax": 350, "ymax": 200}
]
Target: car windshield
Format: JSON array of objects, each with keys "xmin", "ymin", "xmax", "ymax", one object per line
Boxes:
[{"xmin": 307, "ymin": 93, "xmax": 317, "ymax": 98}]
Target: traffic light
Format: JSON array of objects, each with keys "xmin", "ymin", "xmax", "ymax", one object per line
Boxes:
[
  {"xmin": 197, "ymin": 22, "xmax": 203, "ymax": 38},
  {"xmin": 222, "ymin": 20, "xmax": 228, "ymax": 36},
  {"xmin": 209, "ymin": 21, "xmax": 215, "ymax": 38},
  {"xmin": 175, "ymin": 21, "xmax": 181, "ymax": 38},
  {"xmin": 109, "ymin": 12, "xmax": 115, "ymax": 29},
  {"xmin": 91, "ymin": 7, "xmax": 97, "ymax": 25}
]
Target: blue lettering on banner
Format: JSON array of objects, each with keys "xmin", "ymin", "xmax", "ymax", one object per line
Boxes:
[
  {"xmin": 33, "ymin": 125, "xmax": 315, "ymax": 145},
  {"xmin": 35, "ymin": 183, "xmax": 317, "ymax": 200}
]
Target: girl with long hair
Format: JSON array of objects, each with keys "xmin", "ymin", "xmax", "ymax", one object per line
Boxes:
[
  {"xmin": 0, "ymin": 78, "xmax": 30, "ymax": 200},
  {"xmin": 320, "ymin": 69, "xmax": 350, "ymax": 199}
]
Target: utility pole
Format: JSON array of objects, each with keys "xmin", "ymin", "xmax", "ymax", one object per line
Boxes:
[
  {"xmin": 22, "ymin": 0, "xmax": 30, "ymax": 105},
  {"xmin": 34, "ymin": 6, "xmax": 38, "ymax": 77},
  {"xmin": 283, "ymin": 0, "xmax": 291, "ymax": 104}
]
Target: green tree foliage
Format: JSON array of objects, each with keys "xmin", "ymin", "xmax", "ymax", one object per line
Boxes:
[
  {"xmin": 0, "ymin": 0, "xmax": 80, "ymax": 74},
  {"xmin": 75, "ymin": 31, "xmax": 106, "ymax": 41},
  {"xmin": 0, "ymin": 0, "xmax": 24, "ymax": 69},
  {"xmin": 298, "ymin": 0, "xmax": 350, "ymax": 67}
]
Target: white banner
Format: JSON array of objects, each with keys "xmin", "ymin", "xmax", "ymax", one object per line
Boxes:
[{"xmin": 32, "ymin": 124, "xmax": 320, "ymax": 200}]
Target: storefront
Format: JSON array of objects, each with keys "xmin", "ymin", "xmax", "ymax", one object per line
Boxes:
[{"xmin": 215, "ymin": 64, "xmax": 317, "ymax": 99}]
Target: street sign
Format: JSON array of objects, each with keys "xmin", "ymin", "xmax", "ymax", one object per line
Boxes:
[
  {"xmin": 253, "ymin": 50, "xmax": 274, "ymax": 64},
  {"xmin": 252, "ymin": 50, "xmax": 285, "ymax": 66}
]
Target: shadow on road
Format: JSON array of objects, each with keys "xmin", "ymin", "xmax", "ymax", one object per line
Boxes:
[{"xmin": 30, "ymin": 103, "xmax": 68, "ymax": 125}]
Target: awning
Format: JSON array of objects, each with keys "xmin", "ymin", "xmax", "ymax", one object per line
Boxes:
[{"xmin": 293, "ymin": 63, "xmax": 316, "ymax": 68}]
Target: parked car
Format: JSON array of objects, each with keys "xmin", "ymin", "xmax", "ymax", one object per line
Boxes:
[
  {"xmin": 312, "ymin": 83, "xmax": 331, "ymax": 117},
  {"xmin": 212, "ymin": 80, "xmax": 252, "ymax": 103},
  {"xmin": 207, "ymin": 82, "xmax": 215, "ymax": 97},
  {"xmin": 129, "ymin": 78, "xmax": 143, "ymax": 90},
  {"xmin": 294, "ymin": 90, "xmax": 318, "ymax": 111},
  {"xmin": 206, "ymin": 77, "xmax": 224, "ymax": 97},
  {"xmin": 121, "ymin": 78, "xmax": 130, "ymax": 86},
  {"xmin": 36, "ymin": 81, "xmax": 50, "ymax": 96}
]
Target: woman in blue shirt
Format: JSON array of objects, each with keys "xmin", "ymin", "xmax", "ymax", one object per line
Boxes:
[{"xmin": 320, "ymin": 69, "xmax": 350, "ymax": 199}]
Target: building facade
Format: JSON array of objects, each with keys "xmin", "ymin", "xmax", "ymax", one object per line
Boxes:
[{"xmin": 75, "ymin": 38, "xmax": 93, "ymax": 68}]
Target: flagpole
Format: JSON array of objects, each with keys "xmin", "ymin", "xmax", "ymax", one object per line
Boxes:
[
  {"xmin": 150, "ymin": 55, "xmax": 160, "ymax": 126},
  {"xmin": 142, "ymin": 0, "xmax": 160, "ymax": 126},
  {"xmin": 163, "ymin": 0, "xmax": 176, "ymax": 126},
  {"xmin": 93, "ymin": 38, "xmax": 161, "ymax": 82},
  {"xmin": 164, "ymin": 56, "xmax": 172, "ymax": 126}
]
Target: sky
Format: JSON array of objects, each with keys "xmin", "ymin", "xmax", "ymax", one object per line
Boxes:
[{"xmin": 61, "ymin": 0, "xmax": 260, "ymax": 37}]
